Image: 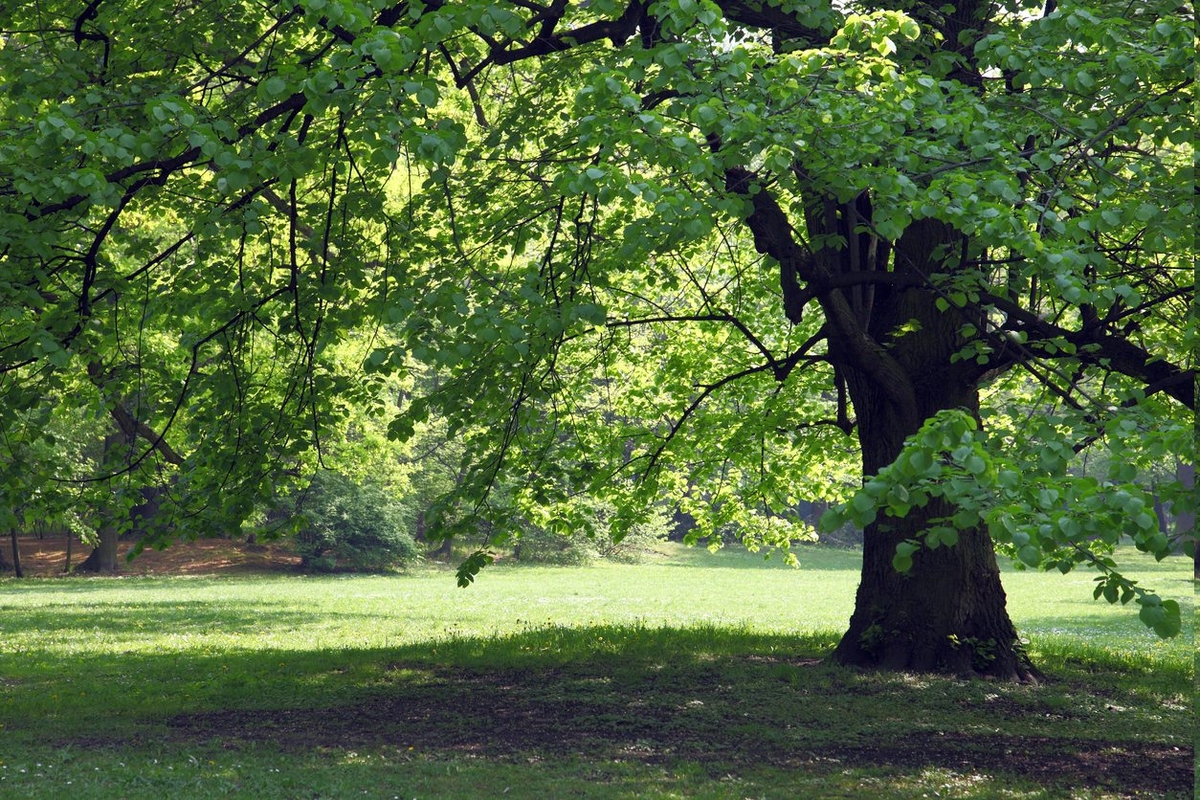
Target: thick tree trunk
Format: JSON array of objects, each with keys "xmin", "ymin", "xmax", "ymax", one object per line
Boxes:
[
  {"xmin": 78, "ymin": 524, "xmax": 120, "ymax": 573},
  {"xmin": 826, "ymin": 219, "xmax": 1038, "ymax": 681},
  {"xmin": 831, "ymin": 377, "xmax": 1037, "ymax": 680},
  {"xmin": 833, "ymin": 498, "xmax": 1036, "ymax": 680},
  {"xmin": 731, "ymin": 174, "xmax": 1037, "ymax": 679}
]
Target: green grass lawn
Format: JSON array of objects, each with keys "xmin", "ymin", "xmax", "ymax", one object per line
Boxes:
[{"xmin": 0, "ymin": 544, "xmax": 1192, "ymax": 798}]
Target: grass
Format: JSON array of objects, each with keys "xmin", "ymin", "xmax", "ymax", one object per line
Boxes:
[{"xmin": 0, "ymin": 544, "xmax": 1192, "ymax": 798}]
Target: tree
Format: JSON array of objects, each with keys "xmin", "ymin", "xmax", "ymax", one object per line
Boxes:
[{"xmin": 0, "ymin": 0, "xmax": 1191, "ymax": 677}]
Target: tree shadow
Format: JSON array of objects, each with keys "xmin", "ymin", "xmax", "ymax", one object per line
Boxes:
[{"xmin": 5, "ymin": 622, "xmax": 1185, "ymax": 796}]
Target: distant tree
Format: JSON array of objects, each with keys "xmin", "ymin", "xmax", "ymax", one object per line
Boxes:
[{"xmin": 0, "ymin": 0, "xmax": 1190, "ymax": 677}]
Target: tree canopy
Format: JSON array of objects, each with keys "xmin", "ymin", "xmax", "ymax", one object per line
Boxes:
[{"xmin": 0, "ymin": 0, "xmax": 1192, "ymax": 676}]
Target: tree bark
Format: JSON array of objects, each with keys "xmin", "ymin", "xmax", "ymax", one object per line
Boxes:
[
  {"xmin": 78, "ymin": 524, "xmax": 120, "ymax": 573},
  {"xmin": 730, "ymin": 176, "xmax": 1038, "ymax": 679},
  {"xmin": 6, "ymin": 530, "xmax": 20, "ymax": 577},
  {"xmin": 831, "ymin": 369, "xmax": 1036, "ymax": 680},
  {"xmin": 1177, "ymin": 461, "xmax": 1195, "ymax": 577},
  {"xmin": 825, "ymin": 219, "xmax": 1038, "ymax": 680},
  {"xmin": 78, "ymin": 429, "xmax": 127, "ymax": 575}
]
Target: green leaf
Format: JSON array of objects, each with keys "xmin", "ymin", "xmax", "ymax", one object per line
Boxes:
[
  {"xmin": 818, "ymin": 507, "xmax": 847, "ymax": 533},
  {"xmin": 1017, "ymin": 545, "xmax": 1041, "ymax": 567},
  {"xmin": 909, "ymin": 450, "xmax": 934, "ymax": 474},
  {"xmin": 456, "ymin": 550, "xmax": 495, "ymax": 588},
  {"xmin": 892, "ymin": 539, "xmax": 920, "ymax": 573}
]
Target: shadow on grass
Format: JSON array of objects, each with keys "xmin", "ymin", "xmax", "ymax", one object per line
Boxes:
[{"xmin": 4, "ymin": 623, "xmax": 1191, "ymax": 797}]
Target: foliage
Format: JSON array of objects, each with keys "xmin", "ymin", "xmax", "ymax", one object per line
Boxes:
[
  {"xmin": 287, "ymin": 470, "xmax": 421, "ymax": 572},
  {"xmin": 0, "ymin": 0, "xmax": 1192, "ymax": 659},
  {"xmin": 512, "ymin": 497, "xmax": 674, "ymax": 565},
  {"xmin": 820, "ymin": 407, "xmax": 1191, "ymax": 636}
]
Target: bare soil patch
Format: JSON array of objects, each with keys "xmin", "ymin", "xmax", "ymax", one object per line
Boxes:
[
  {"xmin": 3, "ymin": 535, "xmax": 300, "ymax": 577},
  {"xmin": 166, "ymin": 664, "xmax": 1193, "ymax": 797}
]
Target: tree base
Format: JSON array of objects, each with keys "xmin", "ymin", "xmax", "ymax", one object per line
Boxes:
[
  {"xmin": 835, "ymin": 519, "xmax": 1043, "ymax": 683},
  {"xmin": 831, "ymin": 624, "xmax": 1042, "ymax": 683}
]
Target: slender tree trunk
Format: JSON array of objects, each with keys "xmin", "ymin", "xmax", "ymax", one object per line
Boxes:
[
  {"xmin": 1177, "ymin": 461, "xmax": 1195, "ymax": 577},
  {"xmin": 7, "ymin": 530, "xmax": 21, "ymax": 578}
]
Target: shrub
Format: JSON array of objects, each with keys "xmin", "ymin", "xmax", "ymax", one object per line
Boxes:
[
  {"xmin": 513, "ymin": 499, "xmax": 672, "ymax": 565},
  {"xmin": 289, "ymin": 471, "xmax": 421, "ymax": 572}
]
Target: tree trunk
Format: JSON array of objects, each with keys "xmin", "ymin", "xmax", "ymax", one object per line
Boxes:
[
  {"xmin": 78, "ymin": 524, "xmax": 120, "ymax": 573},
  {"xmin": 831, "ymin": 381, "xmax": 1036, "ymax": 680},
  {"xmin": 732, "ymin": 177, "xmax": 1037, "ymax": 679},
  {"xmin": 833, "ymin": 498, "xmax": 1035, "ymax": 680},
  {"xmin": 6, "ymin": 530, "xmax": 20, "ymax": 577},
  {"xmin": 1177, "ymin": 461, "xmax": 1195, "ymax": 577},
  {"xmin": 826, "ymin": 219, "xmax": 1038, "ymax": 681}
]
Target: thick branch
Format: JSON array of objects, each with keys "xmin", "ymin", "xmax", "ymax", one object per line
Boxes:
[
  {"xmin": 459, "ymin": 1, "xmax": 646, "ymax": 86},
  {"xmin": 724, "ymin": 167, "xmax": 920, "ymax": 427},
  {"xmin": 710, "ymin": 0, "xmax": 833, "ymax": 44},
  {"xmin": 981, "ymin": 291, "xmax": 1195, "ymax": 410}
]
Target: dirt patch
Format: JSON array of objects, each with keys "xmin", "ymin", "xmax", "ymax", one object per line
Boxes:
[
  {"xmin": 164, "ymin": 666, "xmax": 1194, "ymax": 797},
  {"xmin": 2, "ymin": 535, "xmax": 301, "ymax": 577}
]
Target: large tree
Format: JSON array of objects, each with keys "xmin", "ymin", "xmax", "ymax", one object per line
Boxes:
[{"xmin": 0, "ymin": 0, "xmax": 1192, "ymax": 677}]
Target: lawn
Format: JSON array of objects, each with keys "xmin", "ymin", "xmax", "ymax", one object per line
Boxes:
[{"xmin": 0, "ymin": 544, "xmax": 1192, "ymax": 798}]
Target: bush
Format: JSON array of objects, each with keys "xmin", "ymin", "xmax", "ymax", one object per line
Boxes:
[
  {"xmin": 513, "ymin": 499, "xmax": 672, "ymax": 565},
  {"xmin": 289, "ymin": 471, "xmax": 421, "ymax": 572}
]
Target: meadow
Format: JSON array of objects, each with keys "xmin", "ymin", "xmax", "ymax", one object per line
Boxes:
[{"xmin": 0, "ymin": 544, "xmax": 1193, "ymax": 798}]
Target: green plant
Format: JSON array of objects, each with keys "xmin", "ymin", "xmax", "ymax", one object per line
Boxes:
[
  {"xmin": 948, "ymin": 634, "xmax": 998, "ymax": 671},
  {"xmin": 513, "ymin": 498, "xmax": 672, "ymax": 566},
  {"xmin": 0, "ymin": 547, "xmax": 1190, "ymax": 798},
  {"xmin": 289, "ymin": 471, "xmax": 421, "ymax": 572}
]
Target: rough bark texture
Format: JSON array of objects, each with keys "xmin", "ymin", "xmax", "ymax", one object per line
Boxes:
[
  {"xmin": 730, "ymin": 176, "xmax": 1038, "ymax": 679},
  {"xmin": 826, "ymin": 219, "xmax": 1038, "ymax": 681}
]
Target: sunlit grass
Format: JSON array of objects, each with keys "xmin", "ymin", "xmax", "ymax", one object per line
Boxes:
[{"xmin": 0, "ymin": 544, "xmax": 1191, "ymax": 798}]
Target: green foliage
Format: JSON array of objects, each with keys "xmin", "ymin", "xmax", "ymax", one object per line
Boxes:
[
  {"xmin": 0, "ymin": 0, "xmax": 1191, "ymax": 658},
  {"xmin": 821, "ymin": 407, "xmax": 1191, "ymax": 637},
  {"xmin": 513, "ymin": 498, "xmax": 673, "ymax": 565},
  {"xmin": 288, "ymin": 471, "xmax": 420, "ymax": 572}
]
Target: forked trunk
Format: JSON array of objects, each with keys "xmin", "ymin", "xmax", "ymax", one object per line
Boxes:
[{"xmin": 826, "ymin": 219, "xmax": 1039, "ymax": 681}]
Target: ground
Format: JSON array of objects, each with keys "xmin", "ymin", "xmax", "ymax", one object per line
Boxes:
[
  {"xmin": 4, "ymin": 534, "xmax": 300, "ymax": 576},
  {"xmin": 166, "ymin": 667, "xmax": 1193, "ymax": 797},
  {"xmin": 4, "ymin": 535, "xmax": 1193, "ymax": 797}
]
